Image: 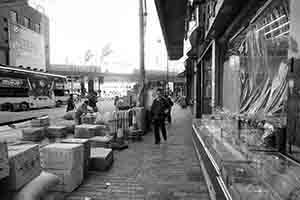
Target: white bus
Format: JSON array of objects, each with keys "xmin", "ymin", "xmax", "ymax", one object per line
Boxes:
[{"xmin": 0, "ymin": 65, "xmax": 68, "ymax": 111}]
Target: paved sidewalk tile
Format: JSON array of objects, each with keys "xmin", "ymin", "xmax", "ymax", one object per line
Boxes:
[{"xmin": 66, "ymin": 105, "xmax": 210, "ymax": 200}]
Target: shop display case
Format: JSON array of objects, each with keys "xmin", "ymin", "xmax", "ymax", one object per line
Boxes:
[{"xmin": 193, "ymin": 118, "xmax": 300, "ymax": 200}]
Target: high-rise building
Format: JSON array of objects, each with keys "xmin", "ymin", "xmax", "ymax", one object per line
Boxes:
[{"xmin": 0, "ymin": 0, "xmax": 50, "ymax": 71}]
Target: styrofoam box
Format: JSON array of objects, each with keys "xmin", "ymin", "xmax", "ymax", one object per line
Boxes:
[
  {"xmin": 22, "ymin": 127, "xmax": 45, "ymax": 142},
  {"xmin": 61, "ymin": 138, "xmax": 90, "ymax": 176},
  {"xmin": 46, "ymin": 126, "xmax": 68, "ymax": 138},
  {"xmin": 47, "ymin": 167, "xmax": 83, "ymax": 192},
  {"xmin": 89, "ymin": 136, "xmax": 113, "ymax": 148},
  {"xmin": 41, "ymin": 143, "xmax": 84, "ymax": 170},
  {"xmin": 0, "ymin": 142, "xmax": 9, "ymax": 180},
  {"xmin": 7, "ymin": 144, "xmax": 41, "ymax": 190},
  {"xmin": 74, "ymin": 124, "xmax": 104, "ymax": 138},
  {"xmin": 90, "ymin": 148, "xmax": 113, "ymax": 171}
]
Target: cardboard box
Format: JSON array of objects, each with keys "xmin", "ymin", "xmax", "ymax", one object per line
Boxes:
[
  {"xmin": 0, "ymin": 142, "xmax": 9, "ymax": 180},
  {"xmin": 46, "ymin": 126, "xmax": 68, "ymax": 138},
  {"xmin": 6, "ymin": 144, "xmax": 41, "ymax": 190},
  {"xmin": 74, "ymin": 124, "xmax": 104, "ymax": 138},
  {"xmin": 31, "ymin": 116, "xmax": 50, "ymax": 127},
  {"xmin": 61, "ymin": 138, "xmax": 90, "ymax": 176},
  {"xmin": 90, "ymin": 148, "xmax": 113, "ymax": 171},
  {"xmin": 22, "ymin": 127, "xmax": 45, "ymax": 142},
  {"xmin": 89, "ymin": 136, "xmax": 113, "ymax": 148},
  {"xmin": 41, "ymin": 143, "xmax": 84, "ymax": 170},
  {"xmin": 47, "ymin": 167, "xmax": 83, "ymax": 192}
]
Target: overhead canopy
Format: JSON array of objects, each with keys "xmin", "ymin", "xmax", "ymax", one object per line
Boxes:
[{"xmin": 154, "ymin": 0, "xmax": 188, "ymax": 60}]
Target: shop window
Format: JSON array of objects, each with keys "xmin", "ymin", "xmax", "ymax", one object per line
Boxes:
[
  {"xmin": 9, "ymin": 11, "xmax": 17, "ymax": 23},
  {"xmin": 35, "ymin": 24, "xmax": 41, "ymax": 33}
]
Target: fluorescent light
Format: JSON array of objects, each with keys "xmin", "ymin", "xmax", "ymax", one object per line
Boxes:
[
  {"xmin": 256, "ymin": 15, "xmax": 286, "ymax": 33},
  {"xmin": 264, "ymin": 21, "xmax": 290, "ymax": 36}
]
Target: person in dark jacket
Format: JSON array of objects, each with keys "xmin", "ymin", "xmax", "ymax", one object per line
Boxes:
[
  {"xmin": 165, "ymin": 93, "xmax": 174, "ymax": 124},
  {"xmin": 87, "ymin": 91, "xmax": 98, "ymax": 112},
  {"xmin": 66, "ymin": 94, "xmax": 75, "ymax": 112},
  {"xmin": 151, "ymin": 88, "xmax": 169, "ymax": 144}
]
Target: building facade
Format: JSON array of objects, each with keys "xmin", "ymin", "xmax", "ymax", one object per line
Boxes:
[
  {"xmin": 156, "ymin": 0, "xmax": 300, "ymax": 199},
  {"xmin": 0, "ymin": 0, "xmax": 50, "ymax": 70}
]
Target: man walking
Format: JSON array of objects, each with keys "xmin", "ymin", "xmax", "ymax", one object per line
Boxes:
[{"xmin": 151, "ymin": 88, "xmax": 169, "ymax": 144}]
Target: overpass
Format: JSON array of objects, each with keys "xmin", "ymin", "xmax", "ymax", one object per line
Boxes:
[{"xmin": 47, "ymin": 64, "xmax": 182, "ymax": 93}]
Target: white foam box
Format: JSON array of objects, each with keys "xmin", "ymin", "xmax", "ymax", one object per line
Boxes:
[
  {"xmin": 46, "ymin": 126, "xmax": 68, "ymax": 138},
  {"xmin": 81, "ymin": 114, "xmax": 96, "ymax": 124},
  {"xmin": 47, "ymin": 167, "xmax": 83, "ymax": 192},
  {"xmin": 74, "ymin": 124, "xmax": 102, "ymax": 138},
  {"xmin": 41, "ymin": 143, "xmax": 84, "ymax": 170},
  {"xmin": 22, "ymin": 127, "xmax": 45, "ymax": 142},
  {"xmin": 0, "ymin": 142, "xmax": 9, "ymax": 180},
  {"xmin": 90, "ymin": 148, "xmax": 113, "ymax": 171},
  {"xmin": 89, "ymin": 136, "xmax": 113, "ymax": 148},
  {"xmin": 61, "ymin": 138, "xmax": 90, "ymax": 176},
  {"xmin": 94, "ymin": 125, "xmax": 108, "ymax": 136},
  {"xmin": 31, "ymin": 116, "xmax": 50, "ymax": 127},
  {"xmin": 6, "ymin": 144, "xmax": 41, "ymax": 191}
]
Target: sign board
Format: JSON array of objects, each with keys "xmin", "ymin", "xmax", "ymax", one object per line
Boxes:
[
  {"xmin": 0, "ymin": 77, "xmax": 27, "ymax": 88},
  {"xmin": 9, "ymin": 23, "xmax": 46, "ymax": 70}
]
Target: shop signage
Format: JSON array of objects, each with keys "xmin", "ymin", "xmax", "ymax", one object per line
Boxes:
[
  {"xmin": 9, "ymin": 23, "xmax": 46, "ymax": 70},
  {"xmin": 0, "ymin": 77, "xmax": 27, "ymax": 88}
]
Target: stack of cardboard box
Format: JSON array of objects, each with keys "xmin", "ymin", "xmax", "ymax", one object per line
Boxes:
[
  {"xmin": 22, "ymin": 116, "xmax": 50, "ymax": 142},
  {"xmin": 40, "ymin": 143, "xmax": 84, "ymax": 192},
  {"xmin": 0, "ymin": 142, "xmax": 9, "ymax": 180},
  {"xmin": 46, "ymin": 126, "xmax": 69, "ymax": 138},
  {"xmin": 74, "ymin": 124, "xmax": 104, "ymax": 138},
  {"xmin": 5, "ymin": 144, "xmax": 41, "ymax": 191},
  {"xmin": 31, "ymin": 116, "xmax": 50, "ymax": 127}
]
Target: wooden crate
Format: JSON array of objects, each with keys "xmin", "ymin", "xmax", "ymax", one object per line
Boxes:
[
  {"xmin": 31, "ymin": 116, "xmax": 50, "ymax": 127},
  {"xmin": 46, "ymin": 126, "xmax": 68, "ymax": 138},
  {"xmin": 89, "ymin": 136, "xmax": 113, "ymax": 148}
]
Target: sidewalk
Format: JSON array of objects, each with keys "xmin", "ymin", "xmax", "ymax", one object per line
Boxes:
[{"xmin": 66, "ymin": 105, "xmax": 210, "ymax": 200}]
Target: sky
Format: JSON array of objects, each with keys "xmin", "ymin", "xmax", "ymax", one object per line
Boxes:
[{"xmin": 29, "ymin": 0, "xmax": 184, "ymax": 73}]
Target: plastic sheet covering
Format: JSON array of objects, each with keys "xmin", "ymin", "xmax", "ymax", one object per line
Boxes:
[{"xmin": 225, "ymin": 30, "xmax": 289, "ymax": 116}]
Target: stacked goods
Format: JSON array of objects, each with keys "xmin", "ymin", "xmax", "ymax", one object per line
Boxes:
[
  {"xmin": 61, "ymin": 138, "xmax": 90, "ymax": 177},
  {"xmin": 94, "ymin": 125, "xmax": 107, "ymax": 136},
  {"xmin": 89, "ymin": 136, "xmax": 113, "ymax": 148},
  {"xmin": 81, "ymin": 113, "xmax": 96, "ymax": 124},
  {"xmin": 74, "ymin": 124, "xmax": 105, "ymax": 138},
  {"xmin": 90, "ymin": 148, "xmax": 113, "ymax": 171},
  {"xmin": 22, "ymin": 127, "xmax": 45, "ymax": 142},
  {"xmin": 6, "ymin": 144, "xmax": 41, "ymax": 191},
  {"xmin": 31, "ymin": 116, "xmax": 50, "ymax": 127},
  {"xmin": 0, "ymin": 142, "xmax": 9, "ymax": 180},
  {"xmin": 46, "ymin": 126, "xmax": 68, "ymax": 138},
  {"xmin": 40, "ymin": 143, "xmax": 84, "ymax": 192},
  {"xmin": 63, "ymin": 111, "xmax": 75, "ymax": 120}
]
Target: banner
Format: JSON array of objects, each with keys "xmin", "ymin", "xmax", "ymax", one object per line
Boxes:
[{"xmin": 9, "ymin": 23, "xmax": 46, "ymax": 70}]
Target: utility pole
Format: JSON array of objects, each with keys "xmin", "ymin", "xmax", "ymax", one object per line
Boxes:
[{"xmin": 139, "ymin": 0, "xmax": 146, "ymax": 106}]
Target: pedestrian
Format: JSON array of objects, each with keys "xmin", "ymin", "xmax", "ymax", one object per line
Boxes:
[
  {"xmin": 66, "ymin": 94, "xmax": 76, "ymax": 112},
  {"xmin": 165, "ymin": 93, "xmax": 174, "ymax": 124},
  {"xmin": 151, "ymin": 88, "xmax": 169, "ymax": 144},
  {"xmin": 87, "ymin": 91, "xmax": 98, "ymax": 112},
  {"xmin": 74, "ymin": 100, "xmax": 89, "ymax": 125}
]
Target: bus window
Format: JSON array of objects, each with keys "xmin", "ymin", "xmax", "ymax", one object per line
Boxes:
[
  {"xmin": 0, "ymin": 87, "xmax": 29, "ymax": 97},
  {"xmin": 54, "ymin": 89, "xmax": 65, "ymax": 97}
]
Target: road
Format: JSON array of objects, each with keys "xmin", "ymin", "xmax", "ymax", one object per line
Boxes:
[{"xmin": 0, "ymin": 99, "xmax": 115, "ymax": 143}]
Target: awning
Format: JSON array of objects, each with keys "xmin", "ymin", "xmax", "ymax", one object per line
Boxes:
[{"xmin": 154, "ymin": 0, "xmax": 188, "ymax": 60}]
